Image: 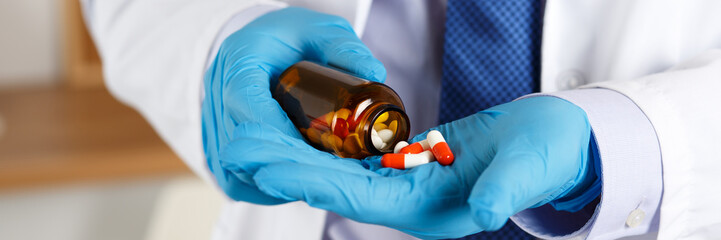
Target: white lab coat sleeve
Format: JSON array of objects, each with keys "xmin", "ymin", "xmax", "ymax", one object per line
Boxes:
[
  {"xmin": 204, "ymin": 4, "xmax": 286, "ymax": 72},
  {"xmin": 512, "ymin": 88, "xmax": 662, "ymax": 240},
  {"xmin": 591, "ymin": 50, "xmax": 721, "ymax": 240},
  {"xmin": 510, "ymin": 50, "xmax": 721, "ymax": 239},
  {"xmin": 79, "ymin": 0, "xmax": 286, "ymax": 184}
]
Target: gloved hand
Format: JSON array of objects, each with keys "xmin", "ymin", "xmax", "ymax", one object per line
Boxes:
[
  {"xmin": 201, "ymin": 7, "xmax": 386, "ymax": 204},
  {"xmin": 233, "ymin": 97, "xmax": 600, "ymax": 239}
]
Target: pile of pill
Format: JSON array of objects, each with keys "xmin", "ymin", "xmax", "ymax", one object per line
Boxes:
[
  {"xmin": 302, "ymin": 107, "xmax": 398, "ymax": 155},
  {"xmin": 370, "ymin": 112, "xmax": 399, "ymax": 151},
  {"xmin": 381, "ymin": 130, "xmax": 455, "ymax": 169}
]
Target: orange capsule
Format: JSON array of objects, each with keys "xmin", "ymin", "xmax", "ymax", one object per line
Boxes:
[
  {"xmin": 381, "ymin": 151, "xmax": 435, "ymax": 170},
  {"xmin": 427, "ymin": 130, "xmax": 454, "ymax": 165},
  {"xmin": 399, "ymin": 139, "xmax": 429, "ymax": 154}
]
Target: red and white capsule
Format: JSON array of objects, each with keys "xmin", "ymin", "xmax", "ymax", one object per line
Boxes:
[
  {"xmin": 427, "ymin": 130, "xmax": 454, "ymax": 165},
  {"xmin": 399, "ymin": 139, "xmax": 430, "ymax": 154},
  {"xmin": 393, "ymin": 141, "xmax": 409, "ymax": 153},
  {"xmin": 381, "ymin": 151, "xmax": 435, "ymax": 169}
]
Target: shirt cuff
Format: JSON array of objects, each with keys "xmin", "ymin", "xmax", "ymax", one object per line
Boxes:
[{"xmin": 511, "ymin": 88, "xmax": 663, "ymax": 239}]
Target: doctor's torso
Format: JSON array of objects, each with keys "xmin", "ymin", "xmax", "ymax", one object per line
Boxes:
[{"xmin": 276, "ymin": 1, "xmax": 721, "ymax": 238}]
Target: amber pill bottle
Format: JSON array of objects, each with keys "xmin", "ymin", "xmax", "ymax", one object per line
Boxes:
[{"xmin": 273, "ymin": 61, "xmax": 410, "ymax": 159}]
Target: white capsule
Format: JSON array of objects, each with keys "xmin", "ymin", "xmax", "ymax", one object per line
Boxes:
[
  {"xmin": 393, "ymin": 141, "xmax": 409, "ymax": 153},
  {"xmin": 372, "ymin": 129, "xmax": 379, "ymax": 136},
  {"xmin": 378, "ymin": 129, "xmax": 394, "ymax": 143},
  {"xmin": 371, "ymin": 134, "xmax": 384, "ymax": 150},
  {"xmin": 405, "ymin": 151, "xmax": 436, "ymax": 168}
]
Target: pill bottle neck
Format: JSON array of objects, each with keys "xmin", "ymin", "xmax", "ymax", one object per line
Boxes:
[{"xmin": 361, "ymin": 103, "xmax": 410, "ymax": 155}]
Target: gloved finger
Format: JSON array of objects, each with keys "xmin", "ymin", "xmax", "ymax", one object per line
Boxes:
[
  {"xmin": 252, "ymin": 162, "xmax": 477, "ymax": 238},
  {"xmin": 205, "ymin": 130, "xmax": 288, "ymax": 205},
  {"xmin": 234, "ymin": 7, "xmax": 384, "ymax": 83},
  {"xmin": 270, "ymin": 7, "xmax": 386, "ymax": 82},
  {"xmin": 222, "ymin": 65, "xmax": 301, "ymax": 138},
  {"xmin": 406, "ymin": 114, "xmax": 495, "ymax": 172},
  {"xmin": 212, "ymin": 164, "xmax": 289, "ymax": 205},
  {"xmin": 221, "ymin": 137, "xmax": 369, "ymax": 175},
  {"xmin": 221, "ymin": 122, "xmax": 377, "ymax": 176},
  {"xmin": 307, "ymin": 30, "xmax": 387, "ymax": 83},
  {"xmin": 466, "ymin": 148, "xmax": 550, "ymax": 231}
]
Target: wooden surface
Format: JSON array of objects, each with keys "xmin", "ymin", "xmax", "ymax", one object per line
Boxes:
[
  {"xmin": 0, "ymin": 87, "xmax": 190, "ymax": 191},
  {"xmin": 63, "ymin": 0, "xmax": 105, "ymax": 89}
]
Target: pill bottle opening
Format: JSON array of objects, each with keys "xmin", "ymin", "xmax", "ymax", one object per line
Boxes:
[{"xmin": 364, "ymin": 104, "xmax": 410, "ymax": 155}]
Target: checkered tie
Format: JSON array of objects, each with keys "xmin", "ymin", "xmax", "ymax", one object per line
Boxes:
[
  {"xmin": 440, "ymin": 0, "xmax": 543, "ymax": 239},
  {"xmin": 439, "ymin": 0, "xmax": 543, "ymax": 124}
]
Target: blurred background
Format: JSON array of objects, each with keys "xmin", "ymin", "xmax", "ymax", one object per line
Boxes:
[{"xmin": 0, "ymin": 1, "xmax": 222, "ymax": 239}]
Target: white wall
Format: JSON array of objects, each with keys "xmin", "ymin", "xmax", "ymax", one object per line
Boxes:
[
  {"xmin": 0, "ymin": 176, "xmax": 223, "ymax": 240},
  {"xmin": 0, "ymin": 0, "xmax": 62, "ymax": 88},
  {"xmin": 0, "ymin": 178, "xmax": 170, "ymax": 240}
]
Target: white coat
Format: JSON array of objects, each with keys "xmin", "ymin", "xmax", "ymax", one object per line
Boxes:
[{"xmin": 82, "ymin": 0, "xmax": 721, "ymax": 239}]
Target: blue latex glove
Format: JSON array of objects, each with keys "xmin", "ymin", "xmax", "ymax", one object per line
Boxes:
[
  {"xmin": 201, "ymin": 7, "xmax": 386, "ymax": 204},
  {"xmin": 232, "ymin": 97, "xmax": 600, "ymax": 239}
]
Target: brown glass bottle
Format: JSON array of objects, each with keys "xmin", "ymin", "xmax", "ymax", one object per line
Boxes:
[{"xmin": 273, "ymin": 61, "xmax": 410, "ymax": 159}]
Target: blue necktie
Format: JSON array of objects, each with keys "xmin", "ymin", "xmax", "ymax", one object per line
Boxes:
[
  {"xmin": 439, "ymin": 0, "xmax": 543, "ymax": 124},
  {"xmin": 440, "ymin": 0, "xmax": 543, "ymax": 239}
]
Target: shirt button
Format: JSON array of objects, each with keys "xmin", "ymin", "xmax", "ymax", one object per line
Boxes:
[
  {"xmin": 626, "ymin": 209, "xmax": 645, "ymax": 228},
  {"xmin": 556, "ymin": 70, "xmax": 587, "ymax": 90}
]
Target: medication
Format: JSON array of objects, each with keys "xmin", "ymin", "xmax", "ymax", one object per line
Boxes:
[
  {"xmin": 274, "ymin": 61, "xmax": 410, "ymax": 158},
  {"xmin": 343, "ymin": 134, "xmax": 362, "ymax": 154},
  {"xmin": 382, "ymin": 130, "xmax": 455, "ymax": 169},
  {"xmin": 381, "ymin": 151, "xmax": 435, "ymax": 169},
  {"xmin": 427, "ymin": 130, "xmax": 454, "ymax": 165},
  {"xmin": 377, "ymin": 129, "xmax": 394, "ymax": 142},
  {"xmin": 388, "ymin": 120, "xmax": 398, "ymax": 133},
  {"xmin": 393, "ymin": 141, "xmax": 409, "ymax": 153},
  {"xmin": 371, "ymin": 134, "xmax": 384, "ymax": 150},
  {"xmin": 400, "ymin": 139, "xmax": 430, "ymax": 154}
]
